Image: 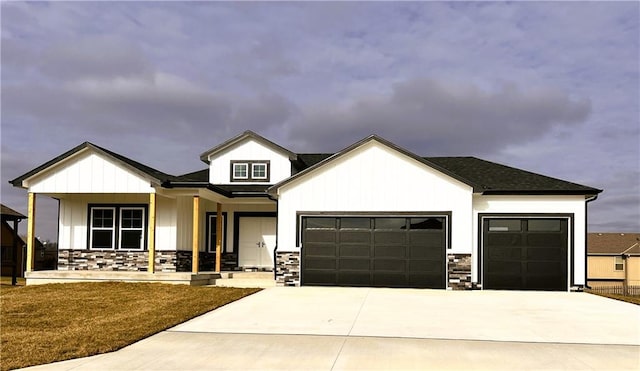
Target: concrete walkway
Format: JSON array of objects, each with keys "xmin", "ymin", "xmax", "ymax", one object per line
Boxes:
[{"xmin": 23, "ymin": 287, "xmax": 640, "ymax": 370}]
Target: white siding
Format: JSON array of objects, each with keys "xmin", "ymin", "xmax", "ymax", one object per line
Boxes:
[
  {"xmin": 208, "ymin": 138, "xmax": 291, "ymax": 184},
  {"xmin": 155, "ymin": 196, "xmax": 177, "ymax": 251},
  {"xmin": 472, "ymin": 195, "xmax": 587, "ymax": 285},
  {"xmin": 27, "ymin": 150, "xmax": 155, "ymax": 194},
  {"xmin": 276, "ymin": 141, "xmax": 474, "ymax": 254}
]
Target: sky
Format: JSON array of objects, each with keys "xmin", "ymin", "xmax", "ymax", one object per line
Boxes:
[{"xmin": 1, "ymin": 1, "xmax": 638, "ymax": 241}]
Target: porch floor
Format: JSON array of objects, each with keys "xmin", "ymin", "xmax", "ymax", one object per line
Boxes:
[{"xmin": 24, "ymin": 270, "xmax": 222, "ymax": 286}]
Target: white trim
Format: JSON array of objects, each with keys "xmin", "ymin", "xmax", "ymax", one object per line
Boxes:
[{"xmin": 206, "ymin": 214, "xmax": 226, "ymax": 253}]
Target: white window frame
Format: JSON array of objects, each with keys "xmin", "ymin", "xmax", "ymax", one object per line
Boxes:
[
  {"xmin": 233, "ymin": 163, "xmax": 249, "ymax": 180},
  {"xmin": 89, "ymin": 207, "xmax": 116, "ymax": 250},
  {"xmin": 615, "ymin": 256, "xmax": 624, "ymax": 271},
  {"xmin": 118, "ymin": 207, "xmax": 146, "ymax": 250},
  {"xmin": 251, "ymin": 163, "xmax": 268, "ymax": 179}
]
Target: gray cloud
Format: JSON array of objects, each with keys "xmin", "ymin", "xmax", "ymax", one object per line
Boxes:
[{"xmin": 288, "ymin": 78, "xmax": 591, "ymax": 155}]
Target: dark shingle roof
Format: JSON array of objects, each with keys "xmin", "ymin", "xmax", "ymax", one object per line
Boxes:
[
  {"xmin": 587, "ymin": 233, "xmax": 640, "ymax": 255},
  {"xmin": 1, "ymin": 204, "xmax": 27, "ymax": 220},
  {"xmin": 426, "ymin": 157, "xmax": 601, "ymax": 194}
]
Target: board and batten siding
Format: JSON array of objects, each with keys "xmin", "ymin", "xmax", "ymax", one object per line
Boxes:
[
  {"xmin": 207, "ymin": 138, "xmax": 291, "ymax": 184},
  {"xmin": 276, "ymin": 141, "xmax": 474, "ymax": 254},
  {"xmin": 472, "ymin": 195, "xmax": 587, "ymax": 285},
  {"xmin": 25, "ymin": 150, "xmax": 156, "ymax": 194}
]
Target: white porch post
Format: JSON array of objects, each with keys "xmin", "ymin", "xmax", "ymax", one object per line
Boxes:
[
  {"xmin": 192, "ymin": 196, "xmax": 200, "ymax": 273},
  {"xmin": 147, "ymin": 193, "xmax": 156, "ymax": 273},
  {"xmin": 215, "ymin": 202, "xmax": 222, "ymax": 272},
  {"xmin": 26, "ymin": 192, "xmax": 36, "ymax": 272}
]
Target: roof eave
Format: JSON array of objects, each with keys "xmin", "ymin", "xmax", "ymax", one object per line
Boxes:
[
  {"xmin": 199, "ymin": 130, "xmax": 297, "ymax": 164},
  {"xmin": 481, "ymin": 189, "xmax": 603, "ymax": 196}
]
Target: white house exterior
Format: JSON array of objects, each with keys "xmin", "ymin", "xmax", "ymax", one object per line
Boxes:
[{"xmin": 11, "ymin": 131, "xmax": 602, "ymax": 290}]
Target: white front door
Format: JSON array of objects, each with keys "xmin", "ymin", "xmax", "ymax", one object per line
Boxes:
[{"xmin": 238, "ymin": 217, "xmax": 276, "ymax": 268}]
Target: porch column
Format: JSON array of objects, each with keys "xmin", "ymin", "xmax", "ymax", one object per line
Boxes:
[
  {"xmin": 26, "ymin": 192, "xmax": 36, "ymax": 272},
  {"xmin": 215, "ymin": 202, "xmax": 222, "ymax": 272},
  {"xmin": 11, "ymin": 219, "xmax": 20, "ymax": 285},
  {"xmin": 192, "ymin": 196, "xmax": 200, "ymax": 273},
  {"xmin": 147, "ymin": 193, "xmax": 156, "ymax": 273}
]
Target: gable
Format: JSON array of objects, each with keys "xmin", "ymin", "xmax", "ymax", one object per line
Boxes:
[
  {"xmin": 207, "ymin": 137, "xmax": 292, "ymax": 184},
  {"xmin": 276, "ymin": 139, "xmax": 473, "ymax": 201},
  {"xmin": 23, "ymin": 149, "xmax": 156, "ymax": 194}
]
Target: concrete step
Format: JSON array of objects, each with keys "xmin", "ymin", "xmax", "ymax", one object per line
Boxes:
[
  {"xmin": 220, "ymin": 271, "xmax": 274, "ymax": 279},
  {"xmin": 213, "ymin": 278, "xmax": 276, "ymax": 288}
]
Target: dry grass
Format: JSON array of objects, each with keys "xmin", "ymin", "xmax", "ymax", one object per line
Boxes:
[
  {"xmin": 0, "ymin": 282, "xmax": 260, "ymax": 370},
  {"xmin": 0, "ymin": 276, "xmax": 25, "ymax": 286},
  {"xmin": 586, "ymin": 291, "xmax": 640, "ymax": 305}
]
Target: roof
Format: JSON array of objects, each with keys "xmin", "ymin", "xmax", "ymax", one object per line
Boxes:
[
  {"xmin": 199, "ymin": 130, "xmax": 297, "ymax": 164},
  {"xmin": 270, "ymin": 135, "xmax": 602, "ymax": 196},
  {"xmin": 1, "ymin": 204, "xmax": 26, "ymax": 220},
  {"xmin": 587, "ymin": 233, "xmax": 640, "ymax": 255},
  {"xmin": 10, "ymin": 142, "xmax": 178, "ymax": 188}
]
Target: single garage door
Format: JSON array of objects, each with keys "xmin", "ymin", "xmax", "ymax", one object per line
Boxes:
[
  {"xmin": 483, "ymin": 218, "xmax": 568, "ymax": 291},
  {"xmin": 301, "ymin": 216, "xmax": 446, "ymax": 288}
]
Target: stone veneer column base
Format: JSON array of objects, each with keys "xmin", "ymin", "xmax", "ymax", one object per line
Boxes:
[
  {"xmin": 448, "ymin": 254, "xmax": 474, "ymax": 290},
  {"xmin": 275, "ymin": 251, "xmax": 300, "ymax": 286}
]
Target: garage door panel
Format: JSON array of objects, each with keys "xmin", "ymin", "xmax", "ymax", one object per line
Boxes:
[
  {"xmin": 304, "ymin": 257, "xmax": 337, "ymax": 270},
  {"xmin": 408, "ymin": 232, "xmax": 443, "ymax": 247},
  {"xmin": 339, "ymin": 258, "xmax": 370, "ymax": 270},
  {"xmin": 487, "ymin": 234, "xmax": 522, "ymax": 246},
  {"xmin": 304, "ymin": 244, "xmax": 336, "ymax": 257},
  {"xmin": 527, "ymin": 261, "xmax": 563, "ymax": 274},
  {"xmin": 488, "ymin": 246, "xmax": 522, "ymax": 260},
  {"xmin": 338, "ymin": 271, "xmax": 370, "ymax": 286},
  {"xmin": 339, "ymin": 231, "xmax": 371, "ymax": 244},
  {"xmin": 339, "ymin": 245, "xmax": 370, "ymax": 257},
  {"xmin": 374, "ymin": 231, "xmax": 407, "ymax": 244},
  {"xmin": 305, "ymin": 230, "xmax": 336, "ymax": 243},
  {"xmin": 374, "ymin": 245, "xmax": 406, "ymax": 258},
  {"xmin": 526, "ymin": 233, "xmax": 564, "ymax": 247},
  {"xmin": 302, "ymin": 216, "xmax": 446, "ymax": 288},
  {"xmin": 486, "ymin": 261, "xmax": 522, "ymax": 274},
  {"xmin": 527, "ymin": 247, "xmax": 564, "ymax": 260}
]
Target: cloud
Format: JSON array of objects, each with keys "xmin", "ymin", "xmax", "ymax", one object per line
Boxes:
[{"xmin": 288, "ymin": 78, "xmax": 591, "ymax": 155}]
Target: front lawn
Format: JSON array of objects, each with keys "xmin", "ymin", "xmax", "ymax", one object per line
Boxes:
[{"xmin": 0, "ymin": 282, "xmax": 260, "ymax": 370}]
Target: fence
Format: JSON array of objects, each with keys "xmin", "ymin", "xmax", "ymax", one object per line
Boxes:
[{"xmin": 586, "ymin": 285, "xmax": 640, "ymax": 296}]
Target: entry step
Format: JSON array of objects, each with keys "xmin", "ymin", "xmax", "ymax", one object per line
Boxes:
[{"xmin": 212, "ymin": 271, "xmax": 275, "ymax": 288}]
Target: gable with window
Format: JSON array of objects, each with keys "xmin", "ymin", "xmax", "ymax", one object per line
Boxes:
[
  {"xmin": 230, "ymin": 160, "xmax": 270, "ymax": 182},
  {"xmin": 89, "ymin": 205, "xmax": 147, "ymax": 250}
]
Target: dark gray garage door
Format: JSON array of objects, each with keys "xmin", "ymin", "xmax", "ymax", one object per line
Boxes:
[
  {"xmin": 483, "ymin": 218, "xmax": 568, "ymax": 291},
  {"xmin": 301, "ymin": 216, "xmax": 446, "ymax": 288}
]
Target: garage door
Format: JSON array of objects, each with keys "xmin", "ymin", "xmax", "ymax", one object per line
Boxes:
[
  {"xmin": 483, "ymin": 218, "xmax": 568, "ymax": 291},
  {"xmin": 301, "ymin": 216, "xmax": 446, "ymax": 288}
]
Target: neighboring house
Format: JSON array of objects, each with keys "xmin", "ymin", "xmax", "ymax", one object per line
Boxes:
[
  {"xmin": 1, "ymin": 204, "xmax": 27, "ymax": 279},
  {"xmin": 10, "ymin": 131, "xmax": 602, "ymax": 290},
  {"xmin": 587, "ymin": 233, "xmax": 640, "ymax": 288}
]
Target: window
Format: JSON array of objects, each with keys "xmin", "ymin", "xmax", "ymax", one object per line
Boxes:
[
  {"xmin": 252, "ymin": 163, "xmax": 267, "ymax": 179},
  {"xmin": 207, "ymin": 213, "xmax": 227, "ymax": 253},
  {"xmin": 233, "ymin": 163, "xmax": 248, "ymax": 179},
  {"xmin": 231, "ymin": 160, "xmax": 270, "ymax": 182},
  {"xmin": 488, "ymin": 219, "xmax": 521, "ymax": 232},
  {"xmin": 89, "ymin": 205, "xmax": 146, "ymax": 250},
  {"xmin": 615, "ymin": 256, "xmax": 624, "ymax": 271}
]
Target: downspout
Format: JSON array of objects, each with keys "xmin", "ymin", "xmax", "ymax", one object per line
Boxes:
[{"xmin": 584, "ymin": 194, "xmax": 599, "ymax": 290}]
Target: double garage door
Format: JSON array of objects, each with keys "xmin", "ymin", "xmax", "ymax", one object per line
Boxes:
[
  {"xmin": 483, "ymin": 218, "xmax": 568, "ymax": 291},
  {"xmin": 301, "ymin": 216, "xmax": 446, "ymax": 288}
]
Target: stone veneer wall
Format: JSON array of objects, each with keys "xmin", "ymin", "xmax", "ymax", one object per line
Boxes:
[
  {"xmin": 59, "ymin": 250, "xmax": 239, "ymax": 272},
  {"xmin": 275, "ymin": 251, "xmax": 300, "ymax": 286},
  {"xmin": 448, "ymin": 254, "xmax": 473, "ymax": 290}
]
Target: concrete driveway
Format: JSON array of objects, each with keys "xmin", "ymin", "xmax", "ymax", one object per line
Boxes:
[{"xmin": 24, "ymin": 287, "xmax": 640, "ymax": 370}]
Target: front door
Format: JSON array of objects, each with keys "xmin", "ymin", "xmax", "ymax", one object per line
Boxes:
[{"xmin": 238, "ymin": 217, "xmax": 276, "ymax": 269}]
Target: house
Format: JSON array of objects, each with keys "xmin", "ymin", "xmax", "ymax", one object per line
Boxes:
[
  {"xmin": 10, "ymin": 131, "xmax": 602, "ymax": 290},
  {"xmin": 587, "ymin": 233, "xmax": 640, "ymax": 288},
  {"xmin": 1, "ymin": 204, "xmax": 27, "ymax": 281}
]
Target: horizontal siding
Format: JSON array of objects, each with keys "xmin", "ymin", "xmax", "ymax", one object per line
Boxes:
[
  {"xmin": 277, "ymin": 141, "xmax": 473, "ymax": 254},
  {"xmin": 208, "ymin": 139, "xmax": 291, "ymax": 184},
  {"xmin": 588, "ymin": 256, "xmax": 624, "ymax": 279},
  {"xmin": 27, "ymin": 150, "xmax": 155, "ymax": 194}
]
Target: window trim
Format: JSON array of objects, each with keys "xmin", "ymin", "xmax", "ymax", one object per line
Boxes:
[
  {"xmin": 615, "ymin": 256, "xmax": 624, "ymax": 271},
  {"xmin": 88, "ymin": 204, "xmax": 148, "ymax": 251},
  {"xmin": 205, "ymin": 212, "xmax": 228, "ymax": 253},
  {"xmin": 251, "ymin": 163, "xmax": 268, "ymax": 180},
  {"xmin": 118, "ymin": 207, "xmax": 146, "ymax": 250},
  {"xmin": 230, "ymin": 160, "xmax": 270, "ymax": 182}
]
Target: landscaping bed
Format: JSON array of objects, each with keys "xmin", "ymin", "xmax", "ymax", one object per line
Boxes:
[{"xmin": 0, "ymin": 282, "xmax": 259, "ymax": 370}]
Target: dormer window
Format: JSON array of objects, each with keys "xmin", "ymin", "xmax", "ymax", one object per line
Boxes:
[{"xmin": 231, "ymin": 160, "xmax": 270, "ymax": 182}]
